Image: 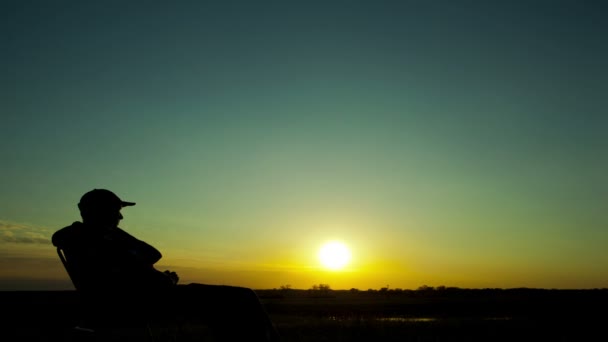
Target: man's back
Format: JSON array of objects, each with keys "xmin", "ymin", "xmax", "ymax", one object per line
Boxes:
[{"xmin": 52, "ymin": 221, "xmax": 174, "ymax": 294}]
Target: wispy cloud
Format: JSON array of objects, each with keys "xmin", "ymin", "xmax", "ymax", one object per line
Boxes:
[{"xmin": 0, "ymin": 220, "xmax": 51, "ymax": 244}]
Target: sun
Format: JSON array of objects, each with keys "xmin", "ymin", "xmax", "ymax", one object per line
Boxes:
[{"xmin": 318, "ymin": 241, "xmax": 351, "ymax": 270}]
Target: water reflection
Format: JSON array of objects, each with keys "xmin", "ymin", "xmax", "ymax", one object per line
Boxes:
[
  {"xmin": 379, "ymin": 317, "xmax": 513, "ymax": 322},
  {"xmin": 377, "ymin": 317, "xmax": 437, "ymax": 323},
  {"xmin": 327, "ymin": 316, "xmax": 512, "ymax": 323}
]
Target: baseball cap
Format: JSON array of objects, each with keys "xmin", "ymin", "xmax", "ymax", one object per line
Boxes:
[{"xmin": 78, "ymin": 189, "xmax": 136, "ymax": 210}]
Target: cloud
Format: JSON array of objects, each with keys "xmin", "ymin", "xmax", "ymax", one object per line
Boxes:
[
  {"xmin": 0, "ymin": 221, "xmax": 31, "ymax": 231},
  {"xmin": 0, "ymin": 220, "xmax": 51, "ymax": 244}
]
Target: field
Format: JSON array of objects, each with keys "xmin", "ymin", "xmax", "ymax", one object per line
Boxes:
[
  {"xmin": 259, "ymin": 288, "xmax": 607, "ymax": 342},
  {"xmin": 3, "ymin": 288, "xmax": 607, "ymax": 341}
]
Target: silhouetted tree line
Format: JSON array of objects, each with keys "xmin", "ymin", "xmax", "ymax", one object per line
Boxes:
[{"xmin": 264, "ymin": 284, "xmax": 608, "ymax": 299}]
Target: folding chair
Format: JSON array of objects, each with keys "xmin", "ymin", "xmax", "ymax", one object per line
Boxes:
[{"xmin": 54, "ymin": 245, "xmax": 156, "ymax": 342}]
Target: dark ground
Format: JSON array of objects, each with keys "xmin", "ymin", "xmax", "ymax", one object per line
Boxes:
[{"xmin": 3, "ymin": 288, "xmax": 607, "ymax": 341}]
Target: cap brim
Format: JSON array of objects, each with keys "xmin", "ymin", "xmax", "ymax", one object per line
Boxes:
[{"xmin": 121, "ymin": 201, "xmax": 136, "ymax": 207}]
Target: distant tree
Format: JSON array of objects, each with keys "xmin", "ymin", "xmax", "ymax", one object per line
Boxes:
[
  {"xmin": 310, "ymin": 283, "xmax": 331, "ymax": 291},
  {"xmin": 279, "ymin": 284, "xmax": 292, "ymax": 290},
  {"xmin": 417, "ymin": 285, "xmax": 435, "ymax": 291},
  {"xmin": 308, "ymin": 284, "xmax": 333, "ymax": 297},
  {"xmin": 318, "ymin": 283, "xmax": 331, "ymax": 291}
]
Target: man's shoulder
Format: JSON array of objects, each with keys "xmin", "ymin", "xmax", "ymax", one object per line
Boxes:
[
  {"xmin": 114, "ymin": 226, "xmax": 135, "ymax": 237},
  {"xmin": 51, "ymin": 222, "xmax": 85, "ymax": 247}
]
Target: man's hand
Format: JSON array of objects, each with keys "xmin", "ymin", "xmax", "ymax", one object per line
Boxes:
[{"xmin": 164, "ymin": 270, "xmax": 179, "ymax": 285}]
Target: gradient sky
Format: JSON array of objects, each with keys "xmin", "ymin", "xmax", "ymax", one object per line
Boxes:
[{"xmin": 1, "ymin": 0, "xmax": 607, "ymax": 291}]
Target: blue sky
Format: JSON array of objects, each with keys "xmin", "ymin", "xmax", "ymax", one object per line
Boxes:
[{"xmin": 1, "ymin": 0, "xmax": 607, "ymax": 290}]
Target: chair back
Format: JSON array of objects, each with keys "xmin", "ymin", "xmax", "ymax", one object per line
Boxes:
[
  {"xmin": 53, "ymin": 228, "xmax": 159, "ymax": 333},
  {"xmin": 52, "ymin": 225, "xmax": 98, "ymax": 294},
  {"xmin": 56, "ymin": 247, "xmax": 83, "ymax": 291},
  {"xmin": 54, "ymin": 247, "xmax": 156, "ymax": 340}
]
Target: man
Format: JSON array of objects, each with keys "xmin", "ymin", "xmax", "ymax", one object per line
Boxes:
[{"xmin": 52, "ymin": 189, "xmax": 280, "ymax": 341}]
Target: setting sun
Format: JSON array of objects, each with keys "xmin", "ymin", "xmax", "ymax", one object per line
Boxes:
[{"xmin": 318, "ymin": 241, "xmax": 351, "ymax": 270}]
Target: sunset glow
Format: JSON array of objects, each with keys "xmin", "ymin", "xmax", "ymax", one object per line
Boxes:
[{"xmin": 318, "ymin": 241, "xmax": 351, "ymax": 271}]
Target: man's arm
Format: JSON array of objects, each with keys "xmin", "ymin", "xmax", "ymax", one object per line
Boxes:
[
  {"xmin": 132, "ymin": 238, "xmax": 163, "ymax": 264},
  {"xmin": 114, "ymin": 228, "xmax": 163, "ymax": 264}
]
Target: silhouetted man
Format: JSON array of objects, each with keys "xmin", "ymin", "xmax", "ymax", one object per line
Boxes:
[{"xmin": 52, "ymin": 189, "xmax": 280, "ymax": 342}]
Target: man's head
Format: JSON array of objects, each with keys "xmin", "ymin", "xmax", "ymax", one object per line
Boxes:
[{"xmin": 78, "ymin": 189, "xmax": 135, "ymax": 227}]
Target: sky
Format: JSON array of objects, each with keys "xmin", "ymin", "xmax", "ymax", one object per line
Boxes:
[{"xmin": 1, "ymin": 0, "xmax": 607, "ymax": 291}]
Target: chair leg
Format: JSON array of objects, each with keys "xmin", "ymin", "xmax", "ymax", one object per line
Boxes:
[
  {"xmin": 66, "ymin": 324, "xmax": 156, "ymax": 342},
  {"xmin": 66, "ymin": 325, "xmax": 96, "ymax": 342}
]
